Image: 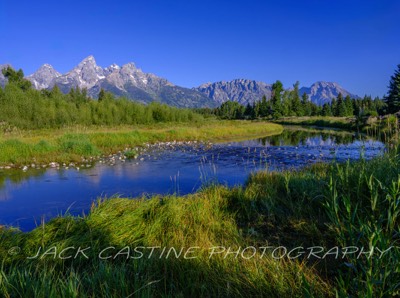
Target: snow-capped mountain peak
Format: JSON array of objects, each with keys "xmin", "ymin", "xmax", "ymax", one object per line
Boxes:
[{"xmin": 26, "ymin": 64, "xmax": 61, "ymax": 89}]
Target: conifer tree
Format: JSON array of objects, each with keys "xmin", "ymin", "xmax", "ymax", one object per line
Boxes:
[
  {"xmin": 271, "ymin": 80, "xmax": 283, "ymax": 118},
  {"xmin": 322, "ymin": 103, "xmax": 332, "ymax": 116},
  {"xmin": 290, "ymin": 81, "xmax": 303, "ymax": 116},
  {"xmin": 244, "ymin": 103, "xmax": 253, "ymax": 119},
  {"xmin": 335, "ymin": 93, "xmax": 347, "ymax": 116},
  {"xmin": 2, "ymin": 67, "xmax": 32, "ymax": 91},
  {"xmin": 385, "ymin": 64, "xmax": 400, "ymax": 114},
  {"xmin": 301, "ymin": 92, "xmax": 311, "ymax": 116},
  {"xmin": 344, "ymin": 95, "xmax": 353, "ymax": 116},
  {"xmin": 259, "ymin": 95, "xmax": 269, "ymax": 117},
  {"xmin": 98, "ymin": 88, "xmax": 106, "ymax": 102}
]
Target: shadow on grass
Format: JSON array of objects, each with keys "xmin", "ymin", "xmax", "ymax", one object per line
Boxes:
[{"xmin": 0, "ymin": 186, "xmax": 331, "ymax": 297}]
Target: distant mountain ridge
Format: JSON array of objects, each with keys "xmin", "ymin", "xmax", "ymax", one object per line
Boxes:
[
  {"xmin": 299, "ymin": 81, "xmax": 359, "ymax": 106},
  {"xmin": 194, "ymin": 80, "xmax": 359, "ymax": 106},
  {"xmin": 194, "ymin": 79, "xmax": 272, "ymax": 105},
  {"xmin": 1, "ymin": 56, "xmax": 360, "ymax": 107}
]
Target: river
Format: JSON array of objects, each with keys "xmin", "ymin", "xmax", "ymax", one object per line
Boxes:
[{"xmin": 0, "ymin": 127, "xmax": 385, "ymax": 231}]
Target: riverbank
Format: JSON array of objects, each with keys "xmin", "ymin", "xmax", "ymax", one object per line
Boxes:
[
  {"xmin": 0, "ymin": 121, "xmax": 283, "ymax": 168},
  {"xmin": 273, "ymin": 116, "xmax": 355, "ymax": 130},
  {"xmin": 274, "ymin": 116, "xmax": 400, "ymax": 145},
  {"xmin": 1, "ymin": 148, "xmax": 399, "ymax": 297}
]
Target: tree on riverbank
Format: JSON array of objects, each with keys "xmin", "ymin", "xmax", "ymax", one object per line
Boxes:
[
  {"xmin": 385, "ymin": 64, "xmax": 400, "ymax": 114},
  {"xmin": 270, "ymin": 80, "xmax": 283, "ymax": 118},
  {"xmin": 290, "ymin": 81, "xmax": 303, "ymax": 116}
]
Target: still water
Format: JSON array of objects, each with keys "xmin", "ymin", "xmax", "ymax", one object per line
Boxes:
[{"xmin": 0, "ymin": 128, "xmax": 385, "ymax": 231}]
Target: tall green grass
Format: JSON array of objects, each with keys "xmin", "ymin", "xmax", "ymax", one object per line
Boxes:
[
  {"xmin": 243, "ymin": 150, "xmax": 400, "ymax": 297},
  {"xmin": 0, "ymin": 187, "xmax": 330, "ymax": 297}
]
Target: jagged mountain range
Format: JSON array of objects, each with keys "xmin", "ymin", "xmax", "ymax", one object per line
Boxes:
[
  {"xmin": 25, "ymin": 56, "xmax": 217, "ymax": 108},
  {"xmin": 194, "ymin": 79, "xmax": 273, "ymax": 106},
  {"xmin": 0, "ymin": 56, "xmax": 359, "ymax": 107}
]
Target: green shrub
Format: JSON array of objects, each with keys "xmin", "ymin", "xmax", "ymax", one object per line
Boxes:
[{"xmin": 58, "ymin": 134, "xmax": 100, "ymax": 156}]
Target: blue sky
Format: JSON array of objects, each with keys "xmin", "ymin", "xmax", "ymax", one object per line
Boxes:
[{"xmin": 1, "ymin": 0, "xmax": 399, "ymax": 97}]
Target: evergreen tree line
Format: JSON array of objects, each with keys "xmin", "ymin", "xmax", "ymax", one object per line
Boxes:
[
  {"xmin": 197, "ymin": 80, "xmax": 386, "ymax": 120},
  {"xmin": 0, "ymin": 67, "xmax": 203, "ymax": 129}
]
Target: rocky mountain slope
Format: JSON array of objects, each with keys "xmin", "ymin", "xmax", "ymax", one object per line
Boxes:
[
  {"xmin": 26, "ymin": 56, "xmax": 217, "ymax": 108},
  {"xmin": 195, "ymin": 79, "xmax": 272, "ymax": 105},
  {"xmin": 26, "ymin": 64, "xmax": 61, "ymax": 89},
  {"xmin": 299, "ymin": 81, "xmax": 359, "ymax": 106}
]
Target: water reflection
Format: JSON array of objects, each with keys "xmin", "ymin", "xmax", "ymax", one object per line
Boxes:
[
  {"xmin": 261, "ymin": 127, "xmax": 359, "ymax": 146},
  {"xmin": 0, "ymin": 128, "xmax": 385, "ymax": 231}
]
